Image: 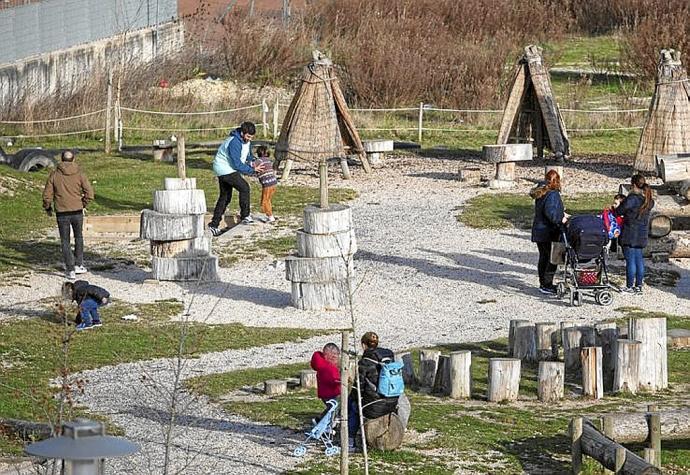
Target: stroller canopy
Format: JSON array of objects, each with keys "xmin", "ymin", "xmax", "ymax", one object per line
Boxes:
[{"xmin": 566, "ymin": 215, "xmax": 607, "ymax": 261}]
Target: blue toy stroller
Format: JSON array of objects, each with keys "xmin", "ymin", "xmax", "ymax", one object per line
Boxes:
[{"xmin": 292, "ymin": 399, "xmax": 341, "ymax": 457}]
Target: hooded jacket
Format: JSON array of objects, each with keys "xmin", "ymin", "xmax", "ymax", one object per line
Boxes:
[
  {"xmin": 530, "ymin": 185, "xmax": 565, "ymax": 243},
  {"xmin": 310, "ymin": 351, "xmax": 341, "ymax": 400},
  {"xmin": 42, "ymin": 162, "xmax": 94, "ymax": 213},
  {"xmin": 72, "ymin": 280, "xmax": 110, "ymax": 303},
  {"xmin": 212, "ymin": 128, "xmax": 255, "ymax": 176},
  {"xmin": 351, "ymin": 347, "xmax": 399, "ymax": 420},
  {"xmin": 615, "ymin": 191, "xmax": 654, "ymax": 248}
]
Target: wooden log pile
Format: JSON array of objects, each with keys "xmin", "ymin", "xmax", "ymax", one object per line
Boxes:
[{"xmin": 286, "ymin": 204, "xmax": 356, "ymax": 310}]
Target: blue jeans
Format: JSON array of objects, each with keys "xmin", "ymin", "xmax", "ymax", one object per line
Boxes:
[
  {"xmin": 79, "ymin": 298, "xmax": 101, "ymax": 326},
  {"xmin": 347, "ymin": 397, "xmax": 359, "ymax": 437},
  {"xmin": 622, "ymin": 246, "xmax": 644, "ymax": 288}
]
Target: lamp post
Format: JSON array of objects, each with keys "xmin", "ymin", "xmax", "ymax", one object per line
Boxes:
[{"xmin": 25, "ymin": 419, "xmax": 139, "ymax": 475}]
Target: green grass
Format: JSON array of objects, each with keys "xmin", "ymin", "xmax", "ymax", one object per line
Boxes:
[
  {"xmin": 547, "ymin": 35, "xmax": 623, "ymax": 68},
  {"xmin": 458, "ymin": 192, "xmax": 611, "ymax": 230}
]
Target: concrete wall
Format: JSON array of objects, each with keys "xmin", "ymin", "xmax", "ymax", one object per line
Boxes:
[{"xmin": 0, "ymin": 20, "xmax": 184, "ymax": 108}]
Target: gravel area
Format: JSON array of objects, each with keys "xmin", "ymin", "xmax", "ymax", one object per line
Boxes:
[{"xmin": 2, "ymin": 153, "xmax": 689, "ymax": 473}]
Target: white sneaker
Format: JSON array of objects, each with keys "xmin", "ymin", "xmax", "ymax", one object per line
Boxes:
[
  {"xmin": 65, "ymin": 271, "xmax": 76, "ymax": 280},
  {"xmin": 267, "ymin": 215, "xmax": 276, "ymax": 223},
  {"xmin": 241, "ymin": 216, "xmax": 255, "ymax": 225},
  {"xmin": 74, "ymin": 265, "xmax": 88, "ymax": 274}
]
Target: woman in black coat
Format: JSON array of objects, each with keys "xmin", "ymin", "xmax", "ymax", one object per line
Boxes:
[
  {"xmin": 530, "ymin": 170, "xmax": 568, "ymax": 294},
  {"xmin": 615, "ymin": 174, "xmax": 654, "ymax": 293}
]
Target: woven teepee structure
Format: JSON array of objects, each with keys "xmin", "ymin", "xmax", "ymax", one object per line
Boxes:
[
  {"xmin": 275, "ymin": 51, "xmax": 370, "ymax": 172},
  {"xmin": 634, "ymin": 49, "xmax": 690, "ymax": 174},
  {"xmin": 497, "ymin": 45, "xmax": 570, "ymax": 160}
]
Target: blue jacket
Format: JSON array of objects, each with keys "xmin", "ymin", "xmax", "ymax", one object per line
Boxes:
[
  {"xmin": 212, "ymin": 128, "xmax": 255, "ymax": 176},
  {"xmin": 615, "ymin": 192, "xmax": 654, "ymax": 248},
  {"xmin": 531, "ymin": 187, "xmax": 565, "ymax": 243}
]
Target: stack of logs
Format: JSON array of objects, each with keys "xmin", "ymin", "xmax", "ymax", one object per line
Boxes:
[
  {"xmin": 286, "ymin": 204, "xmax": 356, "ymax": 310},
  {"xmin": 140, "ymin": 177, "xmax": 218, "ymax": 281}
]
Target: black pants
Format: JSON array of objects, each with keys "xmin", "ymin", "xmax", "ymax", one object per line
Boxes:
[
  {"xmin": 210, "ymin": 172, "xmax": 250, "ymax": 227},
  {"xmin": 57, "ymin": 212, "xmax": 84, "ymax": 272},
  {"xmin": 536, "ymin": 241, "xmax": 556, "ymax": 288}
]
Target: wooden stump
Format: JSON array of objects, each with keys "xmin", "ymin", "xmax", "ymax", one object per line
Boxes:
[
  {"xmin": 432, "ymin": 355, "xmax": 451, "ymax": 395},
  {"xmin": 449, "ymin": 350, "xmax": 472, "ymax": 399},
  {"xmin": 303, "ymin": 204, "xmax": 353, "ymax": 234},
  {"xmin": 628, "ymin": 317, "xmax": 668, "ymax": 391},
  {"xmin": 581, "ymin": 347, "xmax": 604, "ymax": 399},
  {"xmin": 419, "ymin": 349, "xmax": 441, "ymax": 389},
  {"xmin": 395, "ymin": 352, "xmax": 418, "ymax": 388},
  {"xmin": 560, "ymin": 320, "xmax": 575, "ymax": 345},
  {"xmin": 538, "ymin": 361, "xmax": 564, "ymax": 402},
  {"xmin": 614, "ymin": 339, "xmax": 641, "ymax": 394},
  {"xmin": 150, "ymin": 237, "xmax": 211, "ymax": 258},
  {"xmin": 563, "ymin": 327, "xmax": 586, "ymax": 372},
  {"xmin": 487, "ymin": 358, "xmax": 521, "ymax": 402},
  {"xmin": 513, "ymin": 324, "xmax": 537, "ymax": 362},
  {"xmin": 397, "ymin": 393, "xmax": 411, "ymax": 429},
  {"xmin": 164, "ymin": 177, "xmax": 197, "ymax": 190},
  {"xmin": 264, "ymin": 380, "xmax": 288, "ymax": 396},
  {"xmin": 508, "ymin": 319, "xmax": 530, "ymax": 357},
  {"xmin": 300, "ymin": 370, "xmax": 317, "ymax": 389},
  {"xmin": 595, "ymin": 321, "xmax": 619, "ymax": 392},
  {"xmin": 458, "ymin": 166, "xmax": 481, "ymax": 184},
  {"xmin": 152, "ymin": 189, "xmax": 207, "ymax": 215},
  {"xmin": 295, "ymin": 229, "xmax": 357, "ymax": 258},
  {"xmin": 140, "ymin": 210, "xmax": 205, "ymax": 241},
  {"xmin": 285, "ymin": 256, "xmax": 353, "ymax": 282},
  {"xmin": 151, "ymin": 256, "xmax": 219, "ymax": 282},
  {"xmin": 363, "ymin": 139, "xmax": 394, "ymax": 167},
  {"xmin": 290, "ymin": 281, "xmax": 350, "ymax": 310},
  {"xmin": 483, "ymin": 144, "xmax": 531, "ymax": 189},
  {"xmin": 536, "ymin": 322, "xmax": 559, "ymax": 361},
  {"xmin": 362, "ymin": 413, "xmax": 405, "ymax": 451}
]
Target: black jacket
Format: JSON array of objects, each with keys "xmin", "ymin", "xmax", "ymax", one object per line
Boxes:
[
  {"xmin": 351, "ymin": 347, "xmax": 399, "ymax": 420},
  {"xmin": 615, "ymin": 192, "xmax": 654, "ymax": 248},
  {"xmin": 531, "ymin": 187, "xmax": 565, "ymax": 243},
  {"xmin": 72, "ymin": 280, "xmax": 110, "ymax": 303}
]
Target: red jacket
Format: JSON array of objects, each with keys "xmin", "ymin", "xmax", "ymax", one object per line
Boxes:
[{"xmin": 310, "ymin": 351, "xmax": 341, "ymax": 400}]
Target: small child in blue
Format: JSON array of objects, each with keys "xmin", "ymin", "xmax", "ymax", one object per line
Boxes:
[
  {"xmin": 254, "ymin": 145, "xmax": 278, "ymax": 223},
  {"xmin": 63, "ymin": 280, "xmax": 110, "ymax": 331}
]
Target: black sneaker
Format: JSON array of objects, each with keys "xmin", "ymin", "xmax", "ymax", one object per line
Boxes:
[
  {"xmin": 208, "ymin": 224, "xmax": 222, "ymax": 236},
  {"xmin": 92, "ymin": 320, "xmax": 103, "ymax": 327},
  {"xmin": 634, "ymin": 286, "xmax": 643, "ymax": 295},
  {"xmin": 539, "ymin": 286, "xmax": 557, "ymax": 295},
  {"xmin": 621, "ymin": 286, "xmax": 635, "ymax": 294}
]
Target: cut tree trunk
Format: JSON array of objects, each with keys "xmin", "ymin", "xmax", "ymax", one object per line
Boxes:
[
  {"xmin": 658, "ymin": 160, "xmax": 690, "ymax": 182},
  {"xmin": 362, "ymin": 413, "xmax": 405, "ymax": 451},
  {"xmin": 603, "ymin": 409, "xmax": 690, "ymax": 443},
  {"xmin": 285, "ymin": 256, "xmax": 353, "ymax": 283},
  {"xmin": 487, "ymin": 358, "xmax": 521, "ymax": 402},
  {"xmin": 290, "ymin": 280, "xmax": 350, "ymax": 310},
  {"xmin": 595, "ymin": 321, "xmax": 619, "ymax": 392},
  {"xmin": 295, "ymin": 229, "xmax": 357, "ymax": 258},
  {"xmin": 649, "ymin": 213, "xmax": 673, "ymax": 238},
  {"xmin": 419, "ymin": 349, "xmax": 441, "ymax": 389},
  {"xmin": 432, "ymin": 355, "xmax": 451, "ymax": 395},
  {"xmin": 264, "ymin": 380, "xmax": 288, "ymax": 396},
  {"xmin": 449, "ymin": 350, "xmax": 472, "ymax": 399},
  {"xmin": 395, "ymin": 352, "xmax": 418, "ymax": 388},
  {"xmin": 150, "ymin": 237, "xmax": 211, "ymax": 258},
  {"xmin": 628, "ymin": 317, "xmax": 668, "ymax": 391},
  {"xmin": 581, "ymin": 347, "xmax": 604, "ymax": 399},
  {"xmin": 300, "ymin": 370, "xmax": 317, "ymax": 389},
  {"xmin": 151, "ymin": 256, "xmax": 219, "ymax": 282},
  {"xmin": 303, "ymin": 204, "xmax": 353, "ymax": 234},
  {"xmin": 164, "ymin": 177, "xmax": 196, "ymax": 190},
  {"xmin": 152, "ymin": 189, "xmax": 207, "ymax": 215},
  {"xmin": 613, "ymin": 339, "xmax": 641, "ymax": 394},
  {"xmin": 508, "ymin": 319, "xmax": 530, "ymax": 357},
  {"xmin": 538, "ymin": 361, "xmax": 564, "ymax": 402},
  {"xmin": 140, "ymin": 209, "xmax": 205, "ymax": 241},
  {"xmin": 563, "ymin": 327, "xmax": 584, "ymax": 372},
  {"xmin": 536, "ymin": 322, "xmax": 559, "ymax": 361},
  {"xmin": 513, "ymin": 323, "xmax": 537, "ymax": 362}
]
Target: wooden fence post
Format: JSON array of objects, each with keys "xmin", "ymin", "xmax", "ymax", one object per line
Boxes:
[
  {"xmin": 648, "ymin": 412, "xmax": 661, "ymax": 468},
  {"xmin": 261, "ymin": 98, "xmax": 268, "ymax": 138},
  {"xmin": 105, "ymin": 69, "xmax": 113, "ymax": 154},
  {"xmin": 602, "ymin": 415, "xmax": 614, "ymax": 475},
  {"xmin": 571, "ymin": 417, "xmax": 583, "ymax": 474},
  {"xmin": 319, "ymin": 160, "xmax": 328, "ymax": 209},
  {"xmin": 418, "ymin": 102, "xmax": 424, "ymax": 143},
  {"xmin": 340, "ymin": 330, "xmax": 350, "ymax": 474},
  {"xmin": 176, "ymin": 134, "xmax": 186, "ymax": 180},
  {"xmin": 273, "ymin": 100, "xmax": 280, "ymax": 139}
]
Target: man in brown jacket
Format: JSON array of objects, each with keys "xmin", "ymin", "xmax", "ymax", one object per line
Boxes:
[{"xmin": 42, "ymin": 151, "xmax": 94, "ymax": 279}]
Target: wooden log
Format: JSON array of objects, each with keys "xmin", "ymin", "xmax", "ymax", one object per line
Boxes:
[
  {"xmin": 458, "ymin": 166, "xmax": 482, "ymax": 184},
  {"xmin": 290, "ymin": 281, "xmax": 350, "ymax": 310},
  {"xmin": 303, "ymin": 204, "xmax": 352, "ymax": 234},
  {"xmin": 150, "ymin": 237, "xmax": 211, "ymax": 258},
  {"xmin": 535, "ymin": 322, "xmax": 559, "ymax": 361},
  {"xmin": 595, "ymin": 321, "xmax": 619, "ymax": 392},
  {"xmin": 579, "ymin": 418, "xmax": 661, "ymax": 474},
  {"xmin": 513, "ymin": 323, "xmax": 537, "ymax": 362},
  {"xmin": 659, "ymin": 160, "xmax": 690, "ymax": 182},
  {"xmin": 319, "ymin": 160, "xmax": 329, "ymax": 208},
  {"xmin": 264, "ymin": 379, "xmax": 288, "ymax": 396},
  {"xmin": 296, "ymin": 229, "xmax": 357, "ymax": 258},
  {"xmin": 340, "ymin": 157, "xmax": 351, "ymax": 180},
  {"xmin": 563, "ymin": 327, "xmax": 584, "ymax": 372},
  {"xmin": 140, "ymin": 209, "xmax": 205, "ymax": 241},
  {"xmin": 644, "ymin": 231, "xmax": 690, "ymax": 258},
  {"xmin": 628, "ymin": 317, "xmax": 668, "ymax": 391},
  {"xmin": 668, "ymin": 178, "xmax": 690, "ymax": 201},
  {"xmin": 285, "ymin": 256, "xmax": 353, "ymax": 283},
  {"xmin": 151, "ymin": 255, "xmax": 219, "ymax": 282},
  {"xmin": 537, "ymin": 361, "xmax": 564, "ymax": 402},
  {"xmin": 449, "ymin": 350, "xmax": 472, "ymax": 399},
  {"xmin": 281, "ymin": 158, "xmax": 294, "ymax": 180},
  {"xmin": 0, "ymin": 418, "xmax": 52, "ymax": 442},
  {"xmin": 560, "ymin": 321, "xmax": 575, "ymax": 346},
  {"xmin": 604, "ymin": 409, "xmax": 690, "ymax": 443},
  {"xmin": 363, "ymin": 139, "xmax": 394, "ymax": 153},
  {"xmin": 362, "ymin": 413, "xmax": 405, "ymax": 451},
  {"xmin": 489, "ymin": 162, "xmax": 516, "ymax": 189},
  {"xmin": 176, "ymin": 135, "xmax": 186, "ymax": 180},
  {"xmin": 152, "ymin": 189, "xmax": 207, "ymax": 215},
  {"xmin": 487, "ymin": 358, "xmax": 521, "ymax": 402},
  {"xmin": 164, "ymin": 177, "xmax": 196, "ymax": 190},
  {"xmin": 300, "ymin": 369, "xmax": 317, "ymax": 389},
  {"xmin": 508, "ymin": 319, "xmax": 530, "ymax": 357},
  {"xmin": 649, "ymin": 213, "xmax": 673, "ymax": 238},
  {"xmin": 482, "ymin": 143, "xmax": 532, "ymax": 163},
  {"xmin": 419, "ymin": 349, "xmax": 441, "ymax": 389},
  {"xmin": 613, "ymin": 339, "xmax": 641, "ymax": 394},
  {"xmin": 580, "ymin": 347, "xmax": 604, "ymax": 399},
  {"xmin": 571, "ymin": 417, "xmax": 583, "ymax": 474},
  {"xmin": 648, "ymin": 412, "xmax": 661, "ymax": 468},
  {"xmin": 432, "ymin": 355, "xmax": 451, "ymax": 395},
  {"xmin": 395, "ymin": 352, "xmax": 418, "ymax": 388}
]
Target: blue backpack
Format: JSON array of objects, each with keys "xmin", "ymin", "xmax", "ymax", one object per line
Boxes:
[{"xmin": 365, "ymin": 358, "xmax": 405, "ymax": 397}]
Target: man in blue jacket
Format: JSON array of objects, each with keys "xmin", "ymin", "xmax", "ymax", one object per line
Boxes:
[{"xmin": 208, "ymin": 122, "xmax": 267, "ymax": 235}]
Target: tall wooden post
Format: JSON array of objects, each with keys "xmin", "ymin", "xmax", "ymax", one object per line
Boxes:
[
  {"xmin": 105, "ymin": 69, "xmax": 113, "ymax": 154},
  {"xmin": 115, "ymin": 74, "xmax": 122, "ymax": 151},
  {"xmin": 417, "ymin": 102, "xmax": 424, "ymax": 143},
  {"xmin": 273, "ymin": 100, "xmax": 280, "ymax": 139},
  {"xmin": 177, "ymin": 134, "xmax": 186, "ymax": 180},
  {"xmin": 340, "ymin": 330, "xmax": 350, "ymax": 474},
  {"xmin": 571, "ymin": 417, "xmax": 583, "ymax": 474},
  {"xmin": 319, "ymin": 160, "xmax": 328, "ymax": 209},
  {"xmin": 261, "ymin": 98, "xmax": 268, "ymax": 137},
  {"xmin": 648, "ymin": 411, "xmax": 661, "ymax": 468}
]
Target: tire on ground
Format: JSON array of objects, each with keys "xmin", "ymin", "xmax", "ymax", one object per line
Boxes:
[{"xmin": 13, "ymin": 151, "xmax": 57, "ymax": 172}]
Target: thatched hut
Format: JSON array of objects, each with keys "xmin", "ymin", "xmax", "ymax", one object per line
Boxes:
[
  {"xmin": 497, "ymin": 45, "xmax": 570, "ymax": 160},
  {"xmin": 275, "ymin": 51, "xmax": 370, "ymax": 174},
  {"xmin": 634, "ymin": 49, "xmax": 690, "ymax": 174}
]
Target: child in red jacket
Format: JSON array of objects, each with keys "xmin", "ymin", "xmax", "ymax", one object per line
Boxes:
[{"xmin": 310, "ymin": 343, "xmax": 341, "ymax": 407}]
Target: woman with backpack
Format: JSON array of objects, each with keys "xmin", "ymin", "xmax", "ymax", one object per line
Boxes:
[
  {"xmin": 615, "ymin": 174, "xmax": 655, "ymax": 294},
  {"xmin": 530, "ymin": 169, "xmax": 569, "ymax": 295},
  {"xmin": 348, "ymin": 332, "xmax": 401, "ymax": 450}
]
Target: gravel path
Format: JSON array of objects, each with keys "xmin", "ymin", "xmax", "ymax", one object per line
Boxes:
[{"xmin": 3, "ymin": 154, "xmax": 689, "ymax": 473}]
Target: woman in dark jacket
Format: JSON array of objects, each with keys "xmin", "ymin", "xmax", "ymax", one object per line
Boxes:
[
  {"xmin": 530, "ymin": 170, "xmax": 568, "ymax": 294},
  {"xmin": 348, "ymin": 332, "xmax": 398, "ymax": 448},
  {"xmin": 615, "ymin": 174, "xmax": 654, "ymax": 293}
]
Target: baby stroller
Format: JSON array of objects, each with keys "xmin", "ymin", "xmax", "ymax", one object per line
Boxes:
[
  {"xmin": 556, "ymin": 215, "xmax": 616, "ymax": 307},
  {"xmin": 292, "ymin": 399, "xmax": 341, "ymax": 457}
]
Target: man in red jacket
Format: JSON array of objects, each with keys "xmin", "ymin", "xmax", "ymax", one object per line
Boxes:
[{"xmin": 310, "ymin": 343, "xmax": 341, "ymax": 407}]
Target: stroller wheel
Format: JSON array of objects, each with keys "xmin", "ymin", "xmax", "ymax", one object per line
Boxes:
[
  {"xmin": 556, "ymin": 282, "xmax": 566, "ymax": 299},
  {"xmin": 293, "ymin": 446, "xmax": 307, "ymax": 457},
  {"xmin": 325, "ymin": 446, "xmax": 340, "ymax": 457},
  {"xmin": 595, "ymin": 290, "xmax": 613, "ymax": 306}
]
